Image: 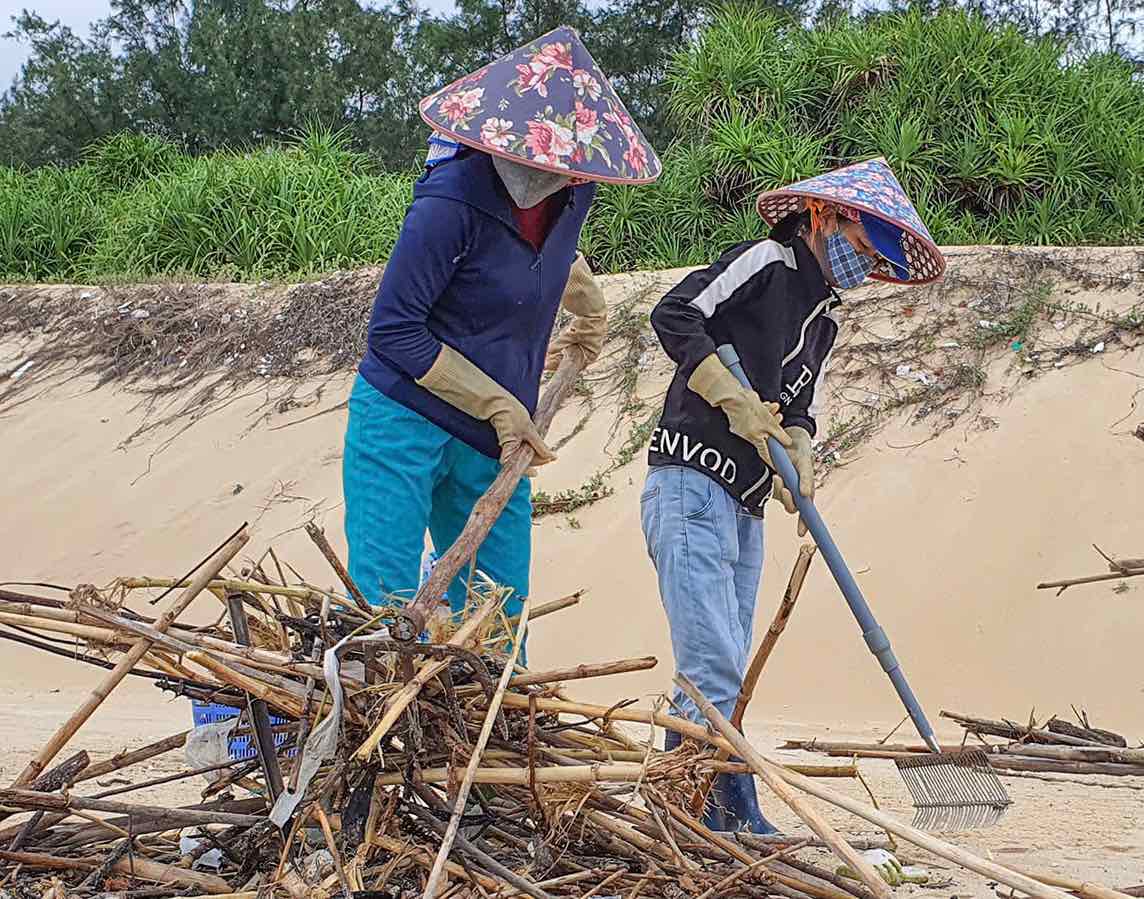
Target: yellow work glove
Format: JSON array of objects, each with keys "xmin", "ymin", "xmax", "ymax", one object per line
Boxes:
[
  {"xmin": 545, "ymin": 254, "xmax": 607, "ymax": 372},
  {"xmin": 771, "ymin": 425, "xmax": 814, "ymax": 537},
  {"xmin": 687, "ymin": 353, "xmax": 792, "ymax": 468},
  {"xmin": 417, "ymin": 344, "xmax": 557, "ymax": 470}
]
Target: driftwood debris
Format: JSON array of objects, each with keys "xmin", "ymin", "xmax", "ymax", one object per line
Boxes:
[{"xmin": 786, "ymin": 708, "xmax": 1144, "ymax": 781}]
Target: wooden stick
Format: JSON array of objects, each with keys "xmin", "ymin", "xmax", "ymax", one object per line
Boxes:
[
  {"xmin": 650, "ymin": 795, "xmax": 853, "ymax": 899},
  {"xmin": 0, "ymin": 789, "xmax": 263, "ymax": 828},
  {"xmin": 10, "ymin": 529, "xmax": 249, "ymax": 788},
  {"xmin": 75, "ymin": 731, "xmax": 191, "ymax": 783},
  {"xmin": 941, "ymin": 710, "xmax": 1105, "ymax": 747},
  {"xmin": 1037, "ymin": 568, "xmax": 1144, "ymax": 590},
  {"xmin": 369, "ymin": 834, "xmax": 501, "ymax": 893},
  {"xmin": 516, "ymin": 591, "xmax": 582, "ymax": 623},
  {"xmin": 738, "ymin": 833, "xmax": 894, "ymax": 852},
  {"xmin": 783, "ymin": 740, "xmax": 1144, "ymax": 775},
  {"xmin": 676, "ymin": 674, "xmax": 892, "ymax": 899},
  {"xmin": 1008, "ymin": 867, "xmax": 1140, "ymax": 899},
  {"xmin": 314, "ymin": 806, "xmax": 353, "ymax": 899},
  {"xmin": 304, "ymin": 522, "xmax": 372, "ymax": 613},
  {"xmin": 676, "ymin": 677, "xmax": 1074, "ymax": 899},
  {"xmin": 353, "ymin": 597, "xmax": 501, "ymax": 761},
  {"xmin": 396, "ymin": 350, "xmax": 585, "ymax": 640},
  {"xmin": 738, "ymin": 544, "xmax": 816, "ymax": 725},
  {"xmin": 225, "ymin": 592, "xmax": 285, "ymax": 800},
  {"xmin": 375, "ymin": 764, "xmax": 647, "ymax": 786},
  {"xmin": 0, "ymin": 850, "xmax": 231, "ymax": 894},
  {"xmin": 424, "ymin": 600, "xmax": 530, "ymax": 898},
  {"xmin": 691, "ymin": 545, "xmax": 816, "ymax": 815},
  {"xmin": 509, "ymin": 656, "xmax": 657, "ymax": 687},
  {"xmin": 696, "ymin": 841, "xmax": 809, "ymax": 899},
  {"xmin": 0, "ymin": 601, "xmax": 309, "ymax": 675}
]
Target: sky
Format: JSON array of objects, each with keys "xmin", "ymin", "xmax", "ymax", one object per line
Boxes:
[{"xmin": 0, "ymin": 0, "xmax": 458, "ymax": 90}]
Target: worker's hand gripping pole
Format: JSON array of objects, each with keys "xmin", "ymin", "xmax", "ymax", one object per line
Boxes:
[{"xmin": 714, "ymin": 343, "xmax": 941, "ymax": 754}]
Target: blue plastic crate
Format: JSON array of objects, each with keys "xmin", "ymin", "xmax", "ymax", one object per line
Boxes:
[{"xmin": 191, "ymin": 700, "xmax": 294, "ymax": 761}]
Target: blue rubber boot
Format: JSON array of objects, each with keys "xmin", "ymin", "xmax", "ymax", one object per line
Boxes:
[{"xmin": 712, "ymin": 771, "xmax": 778, "ymax": 834}]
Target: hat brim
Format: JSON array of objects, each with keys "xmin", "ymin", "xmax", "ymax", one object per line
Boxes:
[
  {"xmin": 418, "ymin": 110, "xmax": 661, "ymax": 186},
  {"xmin": 757, "ymin": 190, "xmax": 946, "ymax": 285}
]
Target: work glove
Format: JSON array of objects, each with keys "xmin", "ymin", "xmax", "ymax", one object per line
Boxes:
[
  {"xmin": 687, "ymin": 353, "xmax": 792, "ymax": 468},
  {"xmin": 545, "ymin": 254, "xmax": 607, "ymax": 372},
  {"xmin": 837, "ymin": 849, "xmax": 928, "ymax": 886},
  {"xmin": 417, "ymin": 344, "xmax": 557, "ymax": 471},
  {"xmin": 771, "ymin": 426, "xmax": 814, "ymax": 537}
]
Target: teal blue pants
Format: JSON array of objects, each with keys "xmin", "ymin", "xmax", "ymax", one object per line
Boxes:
[{"xmin": 342, "ymin": 375, "xmax": 531, "ymax": 619}]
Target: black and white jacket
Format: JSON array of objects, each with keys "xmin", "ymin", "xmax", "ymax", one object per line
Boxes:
[{"xmin": 647, "ymin": 236, "xmax": 840, "ymax": 516}]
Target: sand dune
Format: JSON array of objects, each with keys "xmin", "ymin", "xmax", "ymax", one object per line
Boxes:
[{"xmin": 2, "ymin": 247, "xmax": 1141, "ymax": 738}]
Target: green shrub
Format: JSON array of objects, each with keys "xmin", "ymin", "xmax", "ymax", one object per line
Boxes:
[{"xmin": 2, "ymin": 9, "xmax": 1142, "ymax": 283}]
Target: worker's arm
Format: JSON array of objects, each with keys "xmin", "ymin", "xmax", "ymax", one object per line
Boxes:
[
  {"xmin": 544, "ymin": 253, "xmax": 607, "ymax": 371},
  {"xmin": 650, "ymin": 244, "xmax": 792, "ymax": 465},
  {"xmin": 779, "ymin": 302, "xmax": 841, "ymax": 440},
  {"xmin": 369, "ymin": 196, "xmax": 554, "ymax": 468},
  {"xmin": 366, "ymin": 196, "xmax": 468, "ymax": 380},
  {"xmin": 772, "ymin": 304, "xmax": 841, "ymax": 531}
]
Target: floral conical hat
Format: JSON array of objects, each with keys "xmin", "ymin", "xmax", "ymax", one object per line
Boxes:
[
  {"xmin": 419, "ymin": 26, "xmax": 662, "ymax": 185},
  {"xmin": 756, "ymin": 158, "xmax": 945, "ymax": 285}
]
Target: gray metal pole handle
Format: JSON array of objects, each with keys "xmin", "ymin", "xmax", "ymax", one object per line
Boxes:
[{"xmin": 715, "ymin": 343, "xmax": 941, "ymax": 754}]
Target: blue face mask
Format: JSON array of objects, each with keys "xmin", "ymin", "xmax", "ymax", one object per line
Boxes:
[{"xmin": 825, "ymin": 231, "xmax": 876, "ymax": 289}]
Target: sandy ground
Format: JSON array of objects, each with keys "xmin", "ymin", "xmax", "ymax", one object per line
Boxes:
[{"xmin": 1, "ymin": 247, "xmax": 1142, "ymax": 893}]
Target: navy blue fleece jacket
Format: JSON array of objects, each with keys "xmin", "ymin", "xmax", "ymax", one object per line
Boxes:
[{"xmin": 357, "ymin": 149, "xmax": 596, "ymax": 458}]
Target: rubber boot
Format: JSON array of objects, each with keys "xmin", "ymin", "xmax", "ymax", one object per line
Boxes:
[{"xmin": 714, "ymin": 771, "xmax": 777, "ymax": 834}]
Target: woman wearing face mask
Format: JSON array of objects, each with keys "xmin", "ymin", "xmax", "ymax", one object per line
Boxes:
[
  {"xmin": 343, "ymin": 28, "xmax": 660, "ymax": 630},
  {"xmin": 642, "ymin": 158, "xmax": 945, "ymax": 833}
]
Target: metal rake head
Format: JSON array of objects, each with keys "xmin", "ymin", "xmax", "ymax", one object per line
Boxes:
[{"xmin": 894, "ymin": 750, "xmax": 1012, "ymax": 832}]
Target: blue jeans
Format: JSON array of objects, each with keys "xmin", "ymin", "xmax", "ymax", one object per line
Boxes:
[
  {"xmin": 640, "ymin": 465, "xmax": 764, "ymax": 723},
  {"xmin": 342, "ymin": 375, "xmax": 531, "ymax": 619}
]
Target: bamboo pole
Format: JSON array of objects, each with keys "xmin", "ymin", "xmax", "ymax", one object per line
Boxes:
[
  {"xmin": 509, "ymin": 656, "xmax": 657, "ymax": 687},
  {"xmin": 121, "ymin": 577, "xmax": 317, "ymax": 601},
  {"xmin": 10, "ymin": 528, "xmax": 249, "ymax": 787},
  {"xmin": 674, "ymin": 676, "xmax": 1075, "ymax": 899},
  {"xmin": 185, "ymin": 651, "xmax": 306, "ymax": 719},
  {"xmin": 424, "ymin": 600, "xmax": 530, "ymax": 898}
]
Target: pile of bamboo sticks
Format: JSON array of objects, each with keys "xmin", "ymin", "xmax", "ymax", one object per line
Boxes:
[{"xmin": 3, "ymin": 525, "xmax": 1139, "ymax": 899}]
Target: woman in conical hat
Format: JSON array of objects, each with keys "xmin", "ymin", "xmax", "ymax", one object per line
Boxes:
[
  {"xmin": 344, "ymin": 28, "xmax": 660, "ymax": 635},
  {"xmin": 641, "ymin": 158, "xmax": 943, "ymax": 834}
]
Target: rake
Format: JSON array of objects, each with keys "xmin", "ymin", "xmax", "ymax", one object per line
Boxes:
[{"xmin": 716, "ymin": 343, "xmax": 1011, "ymax": 830}]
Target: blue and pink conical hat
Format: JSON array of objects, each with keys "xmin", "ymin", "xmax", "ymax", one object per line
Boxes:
[
  {"xmin": 419, "ymin": 27, "xmax": 662, "ymax": 185},
  {"xmin": 756, "ymin": 158, "xmax": 946, "ymax": 285}
]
